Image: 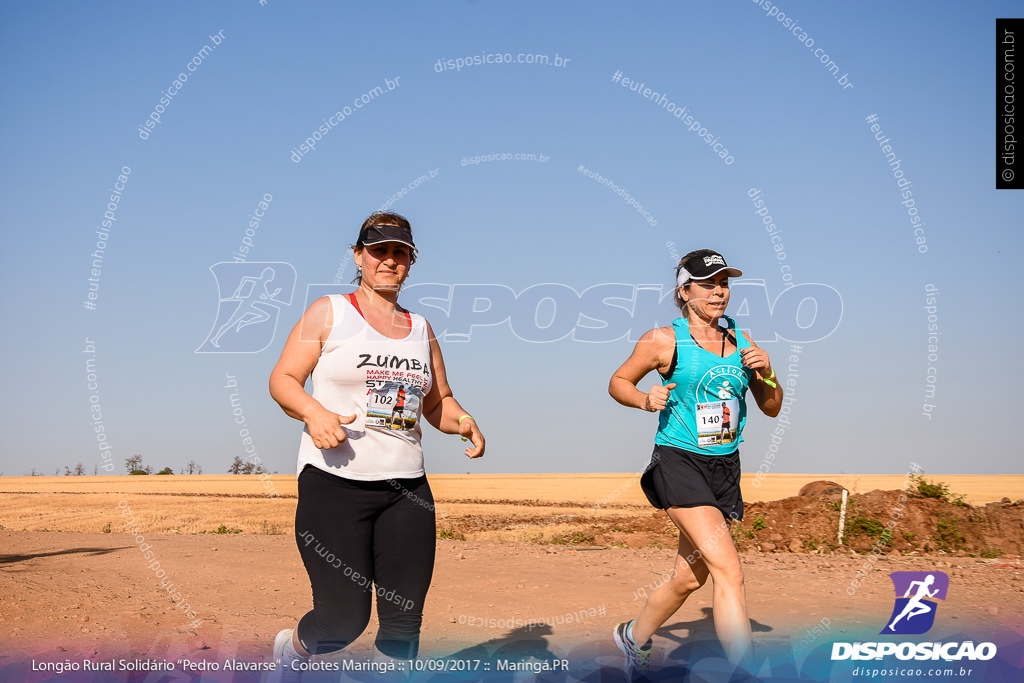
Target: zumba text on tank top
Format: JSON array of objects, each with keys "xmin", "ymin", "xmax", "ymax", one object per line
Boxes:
[{"xmin": 295, "ymin": 294, "xmax": 433, "ymax": 480}]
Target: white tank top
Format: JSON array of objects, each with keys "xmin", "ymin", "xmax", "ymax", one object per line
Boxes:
[{"xmin": 295, "ymin": 294, "xmax": 433, "ymax": 480}]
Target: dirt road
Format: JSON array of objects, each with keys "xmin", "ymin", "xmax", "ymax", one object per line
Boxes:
[{"xmin": 1, "ymin": 531, "xmax": 1021, "ymax": 682}]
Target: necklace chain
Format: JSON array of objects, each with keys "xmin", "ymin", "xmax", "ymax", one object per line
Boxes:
[{"xmin": 690, "ymin": 324, "xmax": 727, "ymax": 356}]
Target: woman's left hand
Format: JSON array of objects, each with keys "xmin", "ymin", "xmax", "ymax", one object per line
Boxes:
[
  {"xmin": 459, "ymin": 417, "xmax": 485, "ymax": 459},
  {"xmin": 739, "ymin": 341, "xmax": 772, "ymax": 379},
  {"xmin": 740, "ymin": 333, "xmax": 783, "ymax": 417}
]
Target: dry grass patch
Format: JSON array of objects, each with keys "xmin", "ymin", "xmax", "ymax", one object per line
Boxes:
[{"xmin": 0, "ymin": 493, "xmax": 294, "ymax": 535}]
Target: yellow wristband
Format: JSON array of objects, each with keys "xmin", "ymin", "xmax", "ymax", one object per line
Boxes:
[
  {"xmin": 458, "ymin": 414, "xmax": 473, "ymax": 442},
  {"xmin": 761, "ymin": 368, "xmax": 777, "ymax": 389}
]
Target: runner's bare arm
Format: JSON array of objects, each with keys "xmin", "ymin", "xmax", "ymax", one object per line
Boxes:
[
  {"xmin": 609, "ymin": 327, "xmax": 676, "ymax": 412},
  {"xmin": 269, "ymin": 297, "xmax": 355, "ymax": 447},
  {"xmin": 421, "ymin": 321, "xmax": 485, "ymax": 458}
]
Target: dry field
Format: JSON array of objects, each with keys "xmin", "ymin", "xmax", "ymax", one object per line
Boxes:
[
  {"xmin": 1, "ymin": 473, "xmax": 1018, "ymax": 502},
  {"xmin": 0, "ymin": 473, "xmax": 1021, "ymax": 540}
]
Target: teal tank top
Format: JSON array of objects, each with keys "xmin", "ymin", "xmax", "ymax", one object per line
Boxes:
[{"xmin": 655, "ymin": 315, "xmax": 754, "ymax": 455}]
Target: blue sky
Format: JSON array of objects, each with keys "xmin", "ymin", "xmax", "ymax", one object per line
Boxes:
[{"xmin": 1, "ymin": 1, "xmax": 1020, "ymax": 477}]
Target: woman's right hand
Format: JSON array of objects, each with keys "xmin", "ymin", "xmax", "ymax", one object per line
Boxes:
[
  {"xmin": 305, "ymin": 406, "xmax": 357, "ymax": 449},
  {"xmin": 608, "ymin": 326, "xmax": 676, "ymax": 411},
  {"xmin": 644, "ymin": 383, "xmax": 677, "ymax": 412}
]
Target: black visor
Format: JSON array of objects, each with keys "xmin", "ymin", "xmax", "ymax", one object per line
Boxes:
[
  {"xmin": 677, "ymin": 250, "xmax": 742, "ymax": 283},
  {"xmin": 358, "ymin": 224, "xmax": 416, "ymax": 250}
]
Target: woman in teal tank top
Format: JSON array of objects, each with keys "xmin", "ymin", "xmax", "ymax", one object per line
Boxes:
[{"xmin": 608, "ymin": 249, "xmax": 784, "ymax": 677}]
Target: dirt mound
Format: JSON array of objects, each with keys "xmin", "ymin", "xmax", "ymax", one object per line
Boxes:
[
  {"xmin": 438, "ymin": 488, "xmax": 1024, "ymax": 557},
  {"xmin": 797, "ymin": 480, "xmax": 845, "ymax": 498},
  {"xmin": 735, "ymin": 489, "xmax": 1024, "ymax": 556}
]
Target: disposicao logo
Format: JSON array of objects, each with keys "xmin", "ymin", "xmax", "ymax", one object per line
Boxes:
[
  {"xmin": 881, "ymin": 571, "xmax": 949, "ymax": 635},
  {"xmin": 831, "ymin": 570, "xmax": 997, "ymax": 663}
]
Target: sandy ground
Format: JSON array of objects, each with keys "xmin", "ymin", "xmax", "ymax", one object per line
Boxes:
[
  {"xmin": 1, "ymin": 475, "xmax": 1023, "ymax": 681},
  {"xmin": 1, "ymin": 532, "xmax": 1022, "ymax": 682}
]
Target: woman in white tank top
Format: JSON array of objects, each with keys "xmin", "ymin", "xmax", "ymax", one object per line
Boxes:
[{"xmin": 268, "ymin": 213, "xmax": 485, "ymax": 674}]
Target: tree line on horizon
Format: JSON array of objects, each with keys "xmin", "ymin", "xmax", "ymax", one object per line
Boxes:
[{"xmin": 20, "ymin": 454, "xmax": 274, "ymax": 476}]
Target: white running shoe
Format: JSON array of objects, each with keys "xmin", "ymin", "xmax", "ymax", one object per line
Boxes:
[{"xmin": 268, "ymin": 629, "xmax": 305, "ymax": 683}]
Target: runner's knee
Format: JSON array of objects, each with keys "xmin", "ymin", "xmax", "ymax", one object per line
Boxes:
[
  {"xmin": 668, "ymin": 571, "xmax": 705, "ymax": 595},
  {"xmin": 711, "ymin": 560, "xmax": 744, "ymax": 591},
  {"xmin": 668, "ymin": 558, "xmax": 709, "ymax": 594}
]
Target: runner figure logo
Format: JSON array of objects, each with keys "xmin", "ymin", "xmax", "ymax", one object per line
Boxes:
[
  {"xmin": 196, "ymin": 262, "xmax": 296, "ymax": 353},
  {"xmin": 880, "ymin": 571, "xmax": 949, "ymax": 635}
]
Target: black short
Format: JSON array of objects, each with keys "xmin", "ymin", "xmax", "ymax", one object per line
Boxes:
[{"xmin": 640, "ymin": 444, "xmax": 744, "ymax": 521}]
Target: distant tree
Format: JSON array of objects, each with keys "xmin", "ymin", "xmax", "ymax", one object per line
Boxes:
[
  {"xmin": 74, "ymin": 463, "xmax": 86, "ymax": 476},
  {"xmin": 156, "ymin": 467, "xmax": 174, "ymax": 475},
  {"xmin": 125, "ymin": 454, "xmax": 143, "ymax": 474},
  {"xmin": 182, "ymin": 460, "xmax": 203, "ymax": 475},
  {"xmin": 227, "ymin": 456, "xmax": 269, "ymax": 475},
  {"xmin": 63, "ymin": 466, "xmax": 72, "ymax": 476},
  {"xmin": 245, "ymin": 461, "xmax": 267, "ymax": 475}
]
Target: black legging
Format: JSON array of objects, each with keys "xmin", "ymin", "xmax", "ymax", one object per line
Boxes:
[{"xmin": 294, "ymin": 465, "xmax": 436, "ymax": 659}]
